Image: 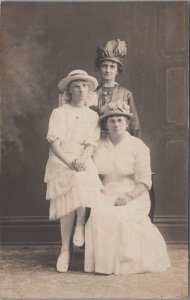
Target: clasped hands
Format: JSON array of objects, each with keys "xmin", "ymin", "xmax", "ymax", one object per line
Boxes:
[
  {"xmin": 114, "ymin": 193, "xmax": 133, "ymax": 206},
  {"xmin": 68, "ymin": 156, "xmax": 86, "ymax": 172}
]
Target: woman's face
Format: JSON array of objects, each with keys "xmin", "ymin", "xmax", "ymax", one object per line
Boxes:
[
  {"xmin": 99, "ymin": 61, "xmax": 118, "ymax": 81},
  {"xmin": 106, "ymin": 115, "xmax": 128, "ymax": 135},
  {"xmin": 68, "ymin": 80, "xmax": 89, "ymax": 104}
]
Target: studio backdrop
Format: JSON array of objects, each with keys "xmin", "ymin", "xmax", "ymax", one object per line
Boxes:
[{"xmin": 1, "ymin": 1, "xmax": 188, "ymax": 244}]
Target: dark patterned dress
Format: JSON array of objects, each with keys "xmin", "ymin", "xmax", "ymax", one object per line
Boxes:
[{"xmin": 90, "ymin": 83, "xmax": 140, "ymax": 137}]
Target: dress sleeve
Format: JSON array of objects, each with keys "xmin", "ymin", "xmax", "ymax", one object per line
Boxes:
[
  {"xmin": 46, "ymin": 109, "xmax": 64, "ymax": 143},
  {"xmin": 124, "ymin": 90, "xmax": 141, "ymax": 137},
  {"xmin": 85, "ymin": 112, "xmax": 100, "ymax": 147},
  {"xmin": 134, "ymin": 140, "xmax": 152, "ymax": 190},
  {"xmin": 93, "ymin": 140, "xmax": 109, "ymax": 174}
]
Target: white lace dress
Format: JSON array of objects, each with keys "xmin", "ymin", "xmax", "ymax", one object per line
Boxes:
[
  {"xmin": 85, "ymin": 133, "xmax": 171, "ymax": 275},
  {"xmin": 44, "ymin": 103, "xmax": 102, "ymax": 219}
]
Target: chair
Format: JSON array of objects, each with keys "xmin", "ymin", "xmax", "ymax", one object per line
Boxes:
[{"xmin": 148, "ymin": 173, "xmax": 155, "ymax": 222}]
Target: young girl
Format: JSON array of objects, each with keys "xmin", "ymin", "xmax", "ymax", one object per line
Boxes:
[{"xmin": 44, "ymin": 70, "xmax": 102, "ymax": 272}]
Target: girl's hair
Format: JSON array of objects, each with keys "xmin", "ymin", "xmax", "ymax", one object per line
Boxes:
[
  {"xmin": 67, "ymin": 79, "xmax": 90, "ymax": 92},
  {"xmin": 95, "ymin": 60, "xmax": 123, "ymax": 74},
  {"xmin": 59, "ymin": 80, "xmax": 90, "ymax": 105}
]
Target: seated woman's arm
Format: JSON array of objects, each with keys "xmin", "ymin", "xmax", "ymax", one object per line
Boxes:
[
  {"xmin": 115, "ymin": 182, "xmax": 147, "ymax": 206},
  {"xmin": 115, "ymin": 140, "xmax": 151, "ymax": 206}
]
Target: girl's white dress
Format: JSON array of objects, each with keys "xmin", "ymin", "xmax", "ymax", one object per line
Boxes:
[
  {"xmin": 44, "ymin": 103, "xmax": 102, "ymax": 219},
  {"xmin": 85, "ymin": 132, "xmax": 171, "ymax": 275}
]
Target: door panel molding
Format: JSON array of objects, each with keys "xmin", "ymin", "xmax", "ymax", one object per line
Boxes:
[
  {"xmin": 159, "ymin": 2, "xmax": 187, "ymax": 59},
  {"xmin": 166, "ymin": 67, "xmax": 186, "ymax": 126}
]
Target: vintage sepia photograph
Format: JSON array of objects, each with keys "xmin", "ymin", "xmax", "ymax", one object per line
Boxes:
[{"xmin": 0, "ymin": 1, "xmax": 189, "ymax": 299}]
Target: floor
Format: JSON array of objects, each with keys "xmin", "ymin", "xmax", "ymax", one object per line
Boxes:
[{"xmin": 0, "ymin": 244, "xmax": 188, "ymax": 299}]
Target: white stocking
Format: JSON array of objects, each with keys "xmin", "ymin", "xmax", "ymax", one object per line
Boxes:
[
  {"xmin": 76, "ymin": 207, "xmax": 86, "ymax": 226},
  {"xmin": 60, "ymin": 211, "xmax": 75, "ymax": 252}
]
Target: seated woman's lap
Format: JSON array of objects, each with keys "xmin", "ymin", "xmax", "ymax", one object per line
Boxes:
[{"xmin": 92, "ymin": 190, "xmax": 151, "ymax": 223}]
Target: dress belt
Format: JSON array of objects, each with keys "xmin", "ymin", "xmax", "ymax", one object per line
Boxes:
[{"xmin": 102, "ymin": 173, "xmax": 133, "ymax": 182}]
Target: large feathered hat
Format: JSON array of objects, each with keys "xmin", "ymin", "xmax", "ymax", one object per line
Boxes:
[{"xmin": 95, "ymin": 39, "xmax": 127, "ymax": 67}]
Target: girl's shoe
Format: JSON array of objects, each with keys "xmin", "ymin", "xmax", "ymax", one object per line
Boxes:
[
  {"xmin": 73, "ymin": 225, "xmax": 85, "ymax": 247},
  {"xmin": 56, "ymin": 250, "xmax": 70, "ymax": 273}
]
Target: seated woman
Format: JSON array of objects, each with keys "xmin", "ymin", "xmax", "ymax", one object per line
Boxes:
[{"xmin": 84, "ymin": 102, "xmax": 171, "ymax": 275}]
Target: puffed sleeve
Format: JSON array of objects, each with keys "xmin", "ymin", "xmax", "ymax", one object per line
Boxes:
[
  {"xmin": 134, "ymin": 140, "xmax": 152, "ymax": 190},
  {"xmin": 46, "ymin": 108, "xmax": 64, "ymax": 143},
  {"xmin": 85, "ymin": 112, "xmax": 100, "ymax": 147},
  {"xmin": 124, "ymin": 90, "xmax": 141, "ymax": 137}
]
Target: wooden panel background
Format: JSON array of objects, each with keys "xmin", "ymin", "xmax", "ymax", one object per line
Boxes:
[{"xmin": 0, "ymin": 2, "xmax": 188, "ymax": 244}]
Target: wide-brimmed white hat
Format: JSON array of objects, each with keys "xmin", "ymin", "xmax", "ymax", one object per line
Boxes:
[{"xmin": 58, "ymin": 70, "xmax": 98, "ymax": 92}]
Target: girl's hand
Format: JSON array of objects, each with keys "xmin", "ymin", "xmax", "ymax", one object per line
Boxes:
[
  {"xmin": 67, "ymin": 161, "xmax": 77, "ymax": 170},
  {"xmin": 114, "ymin": 194, "xmax": 133, "ymax": 206},
  {"xmin": 72, "ymin": 158, "xmax": 86, "ymax": 171}
]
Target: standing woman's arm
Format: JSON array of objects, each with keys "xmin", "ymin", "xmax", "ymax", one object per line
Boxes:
[{"xmin": 125, "ymin": 90, "xmax": 141, "ymax": 137}]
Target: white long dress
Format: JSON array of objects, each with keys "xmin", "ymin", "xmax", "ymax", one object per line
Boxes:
[
  {"xmin": 85, "ymin": 132, "xmax": 171, "ymax": 275},
  {"xmin": 44, "ymin": 103, "xmax": 102, "ymax": 219}
]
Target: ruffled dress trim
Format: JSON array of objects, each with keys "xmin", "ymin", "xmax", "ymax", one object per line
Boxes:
[{"xmin": 45, "ymin": 158, "xmax": 102, "ymax": 220}]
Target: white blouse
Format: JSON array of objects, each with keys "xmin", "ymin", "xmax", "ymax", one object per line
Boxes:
[
  {"xmin": 93, "ymin": 132, "xmax": 152, "ymax": 190},
  {"xmin": 44, "ymin": 103, "xmax": 100, "ymax": 183},
  {"xmin": 47, "ymin": 103, "xmax": 100, "ymax": 154}
]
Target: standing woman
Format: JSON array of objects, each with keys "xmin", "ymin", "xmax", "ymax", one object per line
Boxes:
[
  {"xmin": 44, "ymin": 70, "xmax": 102, "ymax": 272},
  {"xmin": 90, "ymin": 39, "xmax": 140, "ymax": 137}
]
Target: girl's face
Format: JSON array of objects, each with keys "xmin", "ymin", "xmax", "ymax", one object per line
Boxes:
[
  {"xmin": 99, "ymin": 61, "xmax": 118, "ymax": 81},
  {"xmin": 68, "ymin": 80, "xmax": 89, "ymax": 104},
  {"xmin": 106, "ymin": 115, "xmax": 128, "ymax": 135}
]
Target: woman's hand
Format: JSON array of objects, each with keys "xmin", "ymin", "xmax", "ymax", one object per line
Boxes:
[{"xmin": 114, "ymin": 194, "xmax": 133, "ymax": 206}]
